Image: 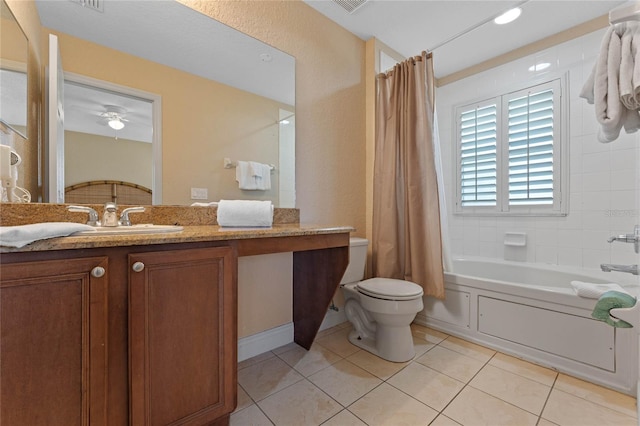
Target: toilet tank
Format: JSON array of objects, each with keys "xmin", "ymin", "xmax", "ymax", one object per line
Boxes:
[{"xmin": 340, "ymin": 237, "xmax": 369, "ymax": 285}]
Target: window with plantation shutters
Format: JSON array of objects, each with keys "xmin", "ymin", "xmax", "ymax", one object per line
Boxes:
[
  {"xmin": 455, "ymin": 77, "xmax": 567, "ymax": 216},
  {"xmin": 459, "ymin": 102, "xmax": 498, "ymax": 207}
]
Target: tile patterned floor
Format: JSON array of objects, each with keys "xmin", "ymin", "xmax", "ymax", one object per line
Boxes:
[{"xmin": 232, "ymin": 323, "xmax": 638, "ymax": 426}]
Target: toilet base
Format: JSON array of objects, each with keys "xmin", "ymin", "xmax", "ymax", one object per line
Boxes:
[{"xmin": 347, "ymin": 324, "xmax": 416, "ymax": 363}]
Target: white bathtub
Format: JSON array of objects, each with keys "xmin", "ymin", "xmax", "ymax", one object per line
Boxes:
[{"xmin": 415, "ymin": 257, "xmax": 639, "ymax": 395}]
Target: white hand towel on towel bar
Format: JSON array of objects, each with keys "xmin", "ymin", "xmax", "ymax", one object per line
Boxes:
[
  {"xmin": 236, "ymin": 160, "xmax": 257, "ymax": 190},
  {"xmin": 248, "ymin": 161, "xmax": 272, "ymax": 191},
  {"xmin": 0, "ymin": 222, "xmax": 95, "ymax": 248},
  {"xmin": 570, "ymin": 280, "xmax": 630, "ymax": 299},
  {"xmin": 217, "ymin": 200, "xmax": 273, "ymax": 227},
  {"xmin": 236, "ymin": 161, "xmax": 272, "ymax": 190}
]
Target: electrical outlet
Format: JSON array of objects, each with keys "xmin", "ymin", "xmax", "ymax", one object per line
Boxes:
[{"xmin": 190, "ymin": 187, "xmax": 208, "ymax": 200}]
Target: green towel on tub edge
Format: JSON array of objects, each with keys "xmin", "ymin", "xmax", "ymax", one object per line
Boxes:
[{"xmin": 591, "ymin": 290, "xmax": 636, "ymax": 328}]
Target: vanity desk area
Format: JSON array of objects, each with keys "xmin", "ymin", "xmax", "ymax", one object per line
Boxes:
[{"xmin": 0, "ymin": 204, "xmax": 353, "ymax": 426}]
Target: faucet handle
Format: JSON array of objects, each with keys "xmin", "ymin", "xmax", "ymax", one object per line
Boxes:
[
  {"xmin": 67, "ymin": 205, "xmax": 99, "ymax": 226},
  {"xmin": 608, "ymin": 225, "xmax": 640, "ymax": 253},
  {"xmin": 120, "ymin": 206, "xmax": 146, "ymax": 226}
]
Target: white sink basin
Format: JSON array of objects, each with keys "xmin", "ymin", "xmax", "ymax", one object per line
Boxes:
[{"xmin": 74, "ymin": 224, "xmax": 183, "ymax": 236}]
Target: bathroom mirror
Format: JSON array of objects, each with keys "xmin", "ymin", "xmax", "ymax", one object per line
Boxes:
[
  {"xmin": 36, "ymin": 0, "xmax": 295, "ymax": 207},
  {"xmin": 0, "ymin": 0, "xmax": 28, "ymax": 140}
]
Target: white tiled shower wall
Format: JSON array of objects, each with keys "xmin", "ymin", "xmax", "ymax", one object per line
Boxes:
[{"xmin": 437, "ymin": 28, "xmax": 640, "ymax": 271}]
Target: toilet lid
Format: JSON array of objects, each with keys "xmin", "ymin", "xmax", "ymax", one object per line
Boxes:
[{"xmin": 356, "ymin": 278, "xmax": 423, "ymax": 301}]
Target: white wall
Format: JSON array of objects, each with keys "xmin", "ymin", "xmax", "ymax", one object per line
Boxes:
[{"xmin": 437, "ymin": 28, "xmax": 640, "ymax": 273}]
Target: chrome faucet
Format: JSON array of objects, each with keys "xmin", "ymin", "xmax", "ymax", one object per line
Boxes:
[
  {"xmin": 119, "ymin": 206, "xmax": 145, "ymax": 226},
  {"xmin": 600, "ymin": 264, "xmax": 639, "ymax": 275},
  {"xmin": 607, "ymin": 225, "xmax": 640, "ymax": 253},
  {"xmin": 102, "ymin": 202, "xmax": 119, "ymax": 227}
]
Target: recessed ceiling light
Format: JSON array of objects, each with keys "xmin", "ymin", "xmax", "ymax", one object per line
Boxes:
[
  {"xmin": 494, "ymin": 7, "xmax": 521, "ymax": 25},
  {"xmin": 528, "ymin": 62, "xmax": 551, "ymax": 72}
]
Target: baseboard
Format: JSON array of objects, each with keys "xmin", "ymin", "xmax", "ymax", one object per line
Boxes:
[
  {"xmin": 237, "ymin": 312, "xmax": 349, "ymax": 362},
  {"xmin": 319, "ymin": 308, "xmax": 347, "ymax": 331},
  {"xmin": 238, "ymin": 323, "xmax": 294, "ymax": 362},
  {"xmin": 413, "ymin": 312, "xmax": 428, "ymax": 326}
]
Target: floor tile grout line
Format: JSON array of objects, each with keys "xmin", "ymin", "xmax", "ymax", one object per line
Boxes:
[
  {"xmin": 535, "ymin": 370, "xmax": 559, "ymax": 426},
  {"xmin": 425, "ymin": 330, "xmax": 574, "ymax": 396},
  {"xmin": 232, "ymin": 382, "xmax": 276, "ymax": 425},
  {"xmin": 429, "ymin": 347, "xmax": 499, "ymax": 421}
]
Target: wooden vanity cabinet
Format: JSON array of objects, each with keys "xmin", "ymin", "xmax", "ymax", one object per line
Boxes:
[
  {"xmin": 0, "ymin": 256, "xmax": 110, "ymax": 426},
  {"xmin": 0, "ymin": 244, "xmax": 236, "ymax": 426},
  {"xmin": 128, "ymin": 247, "xmax": 236, "ymax": 426}
]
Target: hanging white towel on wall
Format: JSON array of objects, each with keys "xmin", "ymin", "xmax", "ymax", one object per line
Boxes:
[
  {"xmin": 250, "ymin": 161, "xmax": 272, "ymax": 191},
  {"xmin": 580, "ymin": 22, "xmax": 640, "ymax": 143},
  {"xmin": 235, "ymin": 160, "xmax": 272, "ymax": 190},
  {"xmin": 236, "ymin": 160, "xmax": 257, "ymax": 190}
]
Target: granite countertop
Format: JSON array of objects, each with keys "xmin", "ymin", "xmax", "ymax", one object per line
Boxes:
[
  {"xmin": 0, "ymin": 224, "xmax": 355, "ymax": 253},
  {"xmin": 0, "ymin": 203, "xmax": 355, "ymax": 253}
]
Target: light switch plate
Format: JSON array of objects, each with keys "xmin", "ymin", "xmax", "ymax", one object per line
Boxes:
[{"xmin": 190, "ymin": 187, "xmax": 208, "ymax": 200}]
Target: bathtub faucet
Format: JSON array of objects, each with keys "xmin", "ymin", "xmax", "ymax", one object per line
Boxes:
[
  {"xmin": 607, "ymin": 225, "xmax": 639, "ymax": 253},
  {"xmin": 600, "ymin": 264, "xmax": 639, "ymax": 275}
]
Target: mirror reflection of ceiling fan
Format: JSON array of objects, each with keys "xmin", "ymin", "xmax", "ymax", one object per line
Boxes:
[{"xmin": 98, "ymin": 105, "xmax": 129, "ymax": 130}]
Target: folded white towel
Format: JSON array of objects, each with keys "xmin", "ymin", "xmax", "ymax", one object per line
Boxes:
[
  {"xmin": 0, "ymin": 222, "xmax": 95, "ymax": 248},
  {"xmin": 190, "ymin": 202, "xmax": 219, "ymax": 207},
  {"xmin": 216, "ymin": 200, "xmax": 273, "ymax": 227},
  {"xmin": 258, "ymin": 163, "xmax": 272, "ymax": 190},
  {"xmin": 619, "ymin": 23, "xmax": 640, "ymax": 110},
  {"xmin": 596, "ymin": 27, "xmax": 625, "ymax": 143},
  {"xmin": 570, "ymin": 280, "xmax": 630, "ymax": 299},
  {"xmin": 236, "ymin": 160, "xmax": 257, "ymax": 190},
  {"xmin": 247, "ymin": 161, "xmax": 272, "ymax": 190},
  {"xmin": 248, "ymin": 161, "xmax": 263, "ymax": 178}
]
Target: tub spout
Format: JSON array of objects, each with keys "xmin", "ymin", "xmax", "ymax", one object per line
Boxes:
[{"xmin": 600, "ymin": 264, "xmax": 639, "ymax": 275}]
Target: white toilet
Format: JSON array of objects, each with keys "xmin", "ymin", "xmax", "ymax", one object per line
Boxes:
[{"xmin": 340, "ymin": 237, "xmax": 424, "ymax": 362}]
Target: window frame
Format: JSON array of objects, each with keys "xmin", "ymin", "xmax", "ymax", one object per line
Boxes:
[{"xmin": 453, "ymin": 73, "xmax": 569, "ymax": 217}]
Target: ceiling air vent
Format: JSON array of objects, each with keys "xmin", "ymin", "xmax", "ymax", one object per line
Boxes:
[
  {"xmin": 69, "ymin": 0, "xmax": 104, "ymax": 13},
  {"xmin": 332, "ymin": 0, "xmax": 369, "ymax": 14}
]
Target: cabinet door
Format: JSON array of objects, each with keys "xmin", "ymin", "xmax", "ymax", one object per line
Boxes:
[
  {"xmin": 129, "ymin": 247, "xmax": 236, "ymax": 426},
  {"xmin": 0, "ymin": 256, "xmax": 109, "ymax": 426}
]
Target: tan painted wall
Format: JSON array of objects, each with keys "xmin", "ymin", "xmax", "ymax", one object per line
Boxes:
[
  {"xmin": 64, "ymin": 131, "xmax": 152, "ymax": 188},
  {"xmin": 238, "ymin": 253, "xmax": 293, "ymax": 338},
  {"xmin": 4, "ymin": 0, "xmax": 42, "ymax": 201},
  {"xmin": 47, "ymin": 29, "xmax": 285, "ymax": 206}
]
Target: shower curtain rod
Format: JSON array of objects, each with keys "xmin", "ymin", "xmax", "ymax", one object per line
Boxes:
[{"xmin": 427, "ymin": 0, "xmax": 530, "ymax": 52}]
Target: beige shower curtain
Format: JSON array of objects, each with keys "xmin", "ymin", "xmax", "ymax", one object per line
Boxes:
[{"xmin": 373, "ymin": 51, "xmax": 445, "ymax": 299}]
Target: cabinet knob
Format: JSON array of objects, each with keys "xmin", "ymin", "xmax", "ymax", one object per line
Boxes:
[
  {"xmin": 91, "ymin": 266, "xmax": 106, "ymax": 278},
  {"xmin": 132, "ymin": 262, "xmax": 145, "ymax": 273}
]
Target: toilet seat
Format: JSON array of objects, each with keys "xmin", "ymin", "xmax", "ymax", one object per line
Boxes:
[{"xmin": 356, "ymin": 278, "xmax": 423, "ymax": 301}]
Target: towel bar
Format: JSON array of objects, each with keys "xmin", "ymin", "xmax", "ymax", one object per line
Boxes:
[{"xmin": 223, "ymin": 158, "xmax": 275, "ymax": 172}]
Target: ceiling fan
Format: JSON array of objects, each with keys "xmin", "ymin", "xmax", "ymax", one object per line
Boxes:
[{"xmin": 99, "ymin": 105, "xmax": 129, "ymax": 130}]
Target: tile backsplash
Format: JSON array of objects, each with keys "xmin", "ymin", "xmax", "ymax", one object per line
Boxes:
[{"xmin": 437, "ymin": 28, "xmax": 640, "ymax": 272}]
